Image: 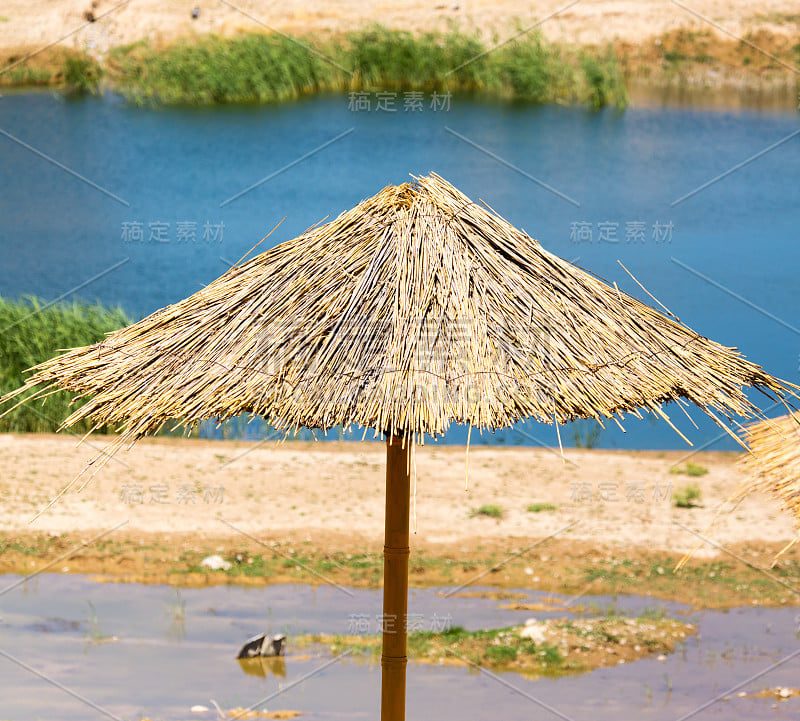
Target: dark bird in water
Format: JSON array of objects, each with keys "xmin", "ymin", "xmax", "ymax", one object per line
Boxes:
[{"xmin": 237, "ymin": 633, "xmax": 287, "ymax": 659}]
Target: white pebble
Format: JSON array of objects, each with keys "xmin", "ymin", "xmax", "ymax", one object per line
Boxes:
[{"xmin": 200, "ymin": 554, "xmax": 231, "ymax": 571}]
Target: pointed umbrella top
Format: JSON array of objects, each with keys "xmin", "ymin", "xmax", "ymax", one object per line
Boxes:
[{"xmin": 3, "ymin": 173, "xmax": 792, "ymax": 447}]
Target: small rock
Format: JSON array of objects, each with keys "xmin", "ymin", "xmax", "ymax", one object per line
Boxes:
[
  {"xmin": 737, "ymin": 691, "xmax": 747, "ymax": 697},
  {"xmin": 524, "ymin": 567, "xmax": 533, "ymax": 575},
  {"xmin": 200, "ymin": 554, "xmax": 231, "ymax": 571},
  {"xmin": 657, "ymin": 654, "xmax": 667, "ymax": 661},
  {"xmin": 191, "ymin": 705, "xmax": 209, "ymax": 713},
  {"xmin": 779, "ymin": 688, "xmax": 791, "ymax": 699},
  {"xmin": 520, "ymin": 623, "xmax": 547, "ymax": 644}
]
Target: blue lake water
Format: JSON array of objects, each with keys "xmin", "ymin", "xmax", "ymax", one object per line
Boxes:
[{"xmin": 1, "ymin": 91, "xmax": 799, "ymax": 450}]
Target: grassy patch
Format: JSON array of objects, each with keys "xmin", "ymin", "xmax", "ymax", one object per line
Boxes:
[
  {"xmin": 0, "ymin": 48, "xmax": 103, "ymax": 89},
  {"xmin": 3, "ymin": 66, "xmax": 52, "ymax": 85},
  {"xmin": 297, "ymin": 613, "xmax": 693, "ymax": 676},
  {"xmin": 527, "ymin": 503, "xmax": 557, "ymax": 513},
  {"xmin": 580, "ymin": 49, "xmax": 627, "ymax": 110},
  {"xmin": 62, "ymin": 54, "xmax": 103, "ymax": 94},
  {"xmin": 670, "ymin": 462, "xmax": 708, "ymax": 477},
  {"xmin": 673, "ymin": 483, "xmax": 702, "ymax": 508},
  {"xmin": 0, "ymin": 297, "xmax": 130, "ymax": 433},
  {"xmin": 617, "ymin": 24, "xmax": 800, "ymax": 94},
  {"xmin": 3, "ymin": 532, "xmax": 798, "ymax": 610},
  {"xmin": 471, "ymin": 504, "xmax": 504, "ymax": 519},
  {"xmin": 107, "ymin": 27, "xmax": 627, "ymax": 108}
]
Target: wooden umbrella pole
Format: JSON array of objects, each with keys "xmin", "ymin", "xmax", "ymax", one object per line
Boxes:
[{"xmin": 381, "ymin": 434, "xmax": 411, "ymax": 721}]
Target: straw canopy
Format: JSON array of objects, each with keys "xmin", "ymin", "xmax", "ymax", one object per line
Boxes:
[
  {"xmin": 1, "ymin": 173, "xmax": 790, "ymax": 448},
  {"xmin": 737, "ymin": 413, "xmax": 800, "ymax": 529}
]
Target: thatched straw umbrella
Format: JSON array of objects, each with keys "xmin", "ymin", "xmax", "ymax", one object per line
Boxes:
[
  {"xmin": 735, "ymin": 413, "xmax": 800, "ymax": 559},
  {"xmin": 1, "ymin": 173, "xmax": 793, "ymax": 720}
]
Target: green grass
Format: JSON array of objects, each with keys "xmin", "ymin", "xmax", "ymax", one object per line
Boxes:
[
  {"xmin": 295, "ymin": 613, "xmax": 696, "ymax": 676},
  {"xmin": 670, "ymin": 462, "xmax": 709, "ymax": 477},
  {"xmin": 471, "ymin": 504, "xmax": 504, "ymax": 519},
  {"xmin": 299, "ymin": 625, "xmax": 567, "ymax": 673},
  {"xmin": 107, "ymin": 27, "xmax": 627, "ymax": 108},
  {"xmin": 62, "ymin": 54, "xmax": 103, "ymax": 94},
  {"xmin": 485, "ymin": 644, "xmax": 519, "ymax": 663},
  {"xmin": 568, "ymin": 554, "xmax": 800, "ymax": 608},
  {"xmin": 673, "ymin": 483, "xmax": 702, "ymax": 509},
  {"xmin": 527, "ymin": 503, "xmax": 557, "ymax": 513},
  {"xmin": 84, "ymin": 600, "xmax": 107, "ymax": 643},
  {"xmin": 4, "ymin": 532, "xmax": 798, "ymax": 609},
  {"xmin": 579, "ymin": 49, "xmax": 627, "ymax": 109},
  {"xmin": 4, "ymin": 66, "xmax": 52, "ymax": 85},
  {"xmin": 0, "ymin": 296, "xmax": 130, "ymax": 433}
]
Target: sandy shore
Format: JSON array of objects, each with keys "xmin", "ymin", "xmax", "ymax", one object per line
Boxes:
[
  {"xmin": 0, "ymin": 433, "xmax": 794, "ymax": 554},
  {"xmin": 1, "ymin": 0, "xmax": 799, "ymax": 54}
]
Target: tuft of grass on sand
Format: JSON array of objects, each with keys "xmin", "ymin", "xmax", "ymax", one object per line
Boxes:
[
  {"xmin": 673, "ymin": 483, "xmax": 702, "ymax": 508},
  {"xmin": 471, "ymin": 504, "xmax": 504, "ymax": 519},
  {"xmin": 670, "ymin": 462, "xmax": 708, "ymax": 477},
  {"xmin": 527, "ymin": 503, "xmax": 557, "ymax": 513}
]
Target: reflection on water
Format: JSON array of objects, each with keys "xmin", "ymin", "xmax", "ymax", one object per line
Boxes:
[
  {"xmin": 626, "ymin": 78, "xmax": 800, "ymax": 111},
  {"xmin": 0, "ymin": 574, "xmax": 798, "ymax": 720},
  {"xmin": 238, "ymin": 656, "xmax": 287, "ymax": 679}
]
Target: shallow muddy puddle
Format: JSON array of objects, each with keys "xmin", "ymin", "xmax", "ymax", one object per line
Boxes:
[{"xmin": 0, "ymin": 574, "xmax": 798, "ymax": 719}]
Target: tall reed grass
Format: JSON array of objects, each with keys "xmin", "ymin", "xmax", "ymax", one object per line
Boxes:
[
  {"xmin": 109, "ymin": 27, "xmax": 627, "ymax": 108},
  {"xmin": 0, "ymin": 297, "xmax": 129, "ymax": 433}
]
